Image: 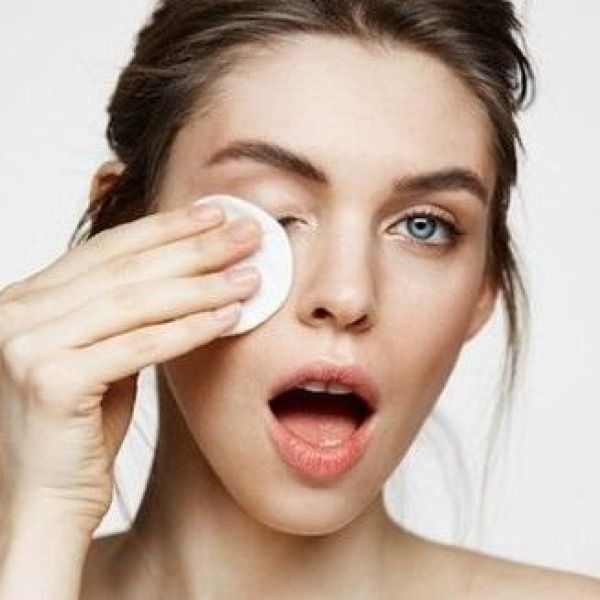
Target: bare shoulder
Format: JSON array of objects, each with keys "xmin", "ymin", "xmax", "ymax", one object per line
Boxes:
[
  {"xmin": 468, "ymin": 549, "xmax": 600, "ymax": 600},
  {"xmin": 393, "ymin": 529, "xmax": 600, "ymax": 599}
]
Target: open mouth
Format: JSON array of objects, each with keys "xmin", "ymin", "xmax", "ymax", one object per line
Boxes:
[{"xmin": 268, "ymin": 388, "xmax": 374, "ymax": 448}]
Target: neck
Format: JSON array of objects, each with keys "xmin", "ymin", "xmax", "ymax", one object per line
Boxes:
[{"xmin": 120, "ymin": 367, "xmax": 413, "ymax": 598}]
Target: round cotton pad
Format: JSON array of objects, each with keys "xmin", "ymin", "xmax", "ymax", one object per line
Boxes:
[{"xmin": 192, "ymin": 194, "xmax": 294, "ymax": 337}]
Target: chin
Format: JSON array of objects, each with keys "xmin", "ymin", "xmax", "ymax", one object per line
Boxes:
[
  {"xmin": 254, "ymin": 501, "xmax": 367, "ymax": 537},
  {"xmin": 225, "ymin": 471, "xmax": 380, "ymax": 536}
]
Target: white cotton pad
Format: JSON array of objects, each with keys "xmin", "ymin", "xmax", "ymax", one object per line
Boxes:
[{"xmin": 191, "ymin": 194, "xmax": 294, "ymax": 337}]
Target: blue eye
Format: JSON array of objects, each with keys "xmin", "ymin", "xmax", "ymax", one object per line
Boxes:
[
  {"xmin": 392, "ymin": 213, "xmax": 460, "ymax": 246},
  {"xmin": 277, "ymin": 213, "xmax": 461, "ymax": 246}
]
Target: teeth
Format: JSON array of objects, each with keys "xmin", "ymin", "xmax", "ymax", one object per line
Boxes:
[
  {"xmin": 327, "ymin": 383, "xmax": 354, "ymax": 395},
  {"xmin": 300, "ymin": 382, "xmax": 328, "ymax": 393},
  {"xmin": 299, "ymin": 382, "xmax": 354, "ymax": 395}
]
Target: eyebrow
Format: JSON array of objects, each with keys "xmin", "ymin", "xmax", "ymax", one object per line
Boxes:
[{"xmin": 205, "ymin": 139, "xmax": 489, "ymax": 205}]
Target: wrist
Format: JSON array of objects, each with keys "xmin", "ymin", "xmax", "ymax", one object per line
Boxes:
[
  {"xmin": 1, "ymin": 505, "xmax": 94, "ymax": 600},
  {"xmin": 9, "ymin": 493, "xmax": 103, "ymax": 539}
]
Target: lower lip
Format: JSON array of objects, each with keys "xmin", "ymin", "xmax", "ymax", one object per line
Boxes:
[{"xmin": 263, "ymin": 403, "xmax": 377, "ymax": 482}]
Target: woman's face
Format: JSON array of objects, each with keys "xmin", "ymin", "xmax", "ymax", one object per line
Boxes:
[{"xmin": 155, "ymin": 35, "xmax": 497, "ymax": 534}]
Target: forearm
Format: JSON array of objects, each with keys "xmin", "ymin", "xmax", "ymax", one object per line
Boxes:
[{"xmin": 0, "ymin": 507, "xmax": 93, "ymax": 600}]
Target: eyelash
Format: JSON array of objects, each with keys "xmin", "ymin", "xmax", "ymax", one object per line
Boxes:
[
  {"xmin": 277, "ymin": 209, "xmax": 463, "ymax": 248},
  {"xmin": 276, "ymin": 216, "xmax": 299, "ymax": 229}
]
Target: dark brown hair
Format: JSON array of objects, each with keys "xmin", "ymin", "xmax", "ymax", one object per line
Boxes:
[{"xmin": 67, "ymin": 0, "xmax": 534, "ymax": 541}]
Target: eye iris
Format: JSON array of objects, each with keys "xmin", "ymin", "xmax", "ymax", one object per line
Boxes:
[{"xmin": 407, "ymin": 217, "xmax": 437, "ymax": 240}]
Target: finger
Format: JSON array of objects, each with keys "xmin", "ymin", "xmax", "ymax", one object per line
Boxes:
[
  {"xmin": 5, "ymin": 204, "xmax": 227, "ymax": 296},
  {"xmin": 0, "ymin": 218, "xmax": 261, "ymax": 339},
  {"xmin": 67, "ymin": 302, "xmax": 244, "ymax": 384},
  {"xmin": 23, "ymin": 268, "xmax": 261, "ymax": 353},
  {"xmin": 76, "ymin": 216, "xmax": 261, "ymax": 299}
]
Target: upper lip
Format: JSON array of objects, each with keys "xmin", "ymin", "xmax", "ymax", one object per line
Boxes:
[{"xmin": 269, "ymin": 359, "xmax": 380, "ymax": 412}]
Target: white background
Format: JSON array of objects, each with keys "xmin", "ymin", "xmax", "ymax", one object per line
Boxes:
[{"xmin": 1, "ymin": 0, "xmax": 598, "ymax": 578}]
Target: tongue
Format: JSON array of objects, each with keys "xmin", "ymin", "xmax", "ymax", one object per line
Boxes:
[{"xmin": 273, "ymin": 390, "xmax": 360, "ymax": 447}]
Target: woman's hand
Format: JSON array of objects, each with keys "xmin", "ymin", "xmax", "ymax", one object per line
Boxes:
[{"xmin": 0, "ymin": 202, "xmax": 262, "ymax": 535}]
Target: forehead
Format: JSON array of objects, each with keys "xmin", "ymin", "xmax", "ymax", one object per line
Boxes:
[{"xmin": 173, "ymin": 35, "xmax": 495, "ymax": 195}]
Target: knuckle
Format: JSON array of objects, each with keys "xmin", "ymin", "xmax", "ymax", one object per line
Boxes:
[
  {"xmin": 0, "ymin": 281, "xmax": 25, "ymax": 301},
  {"xmin": 0, "ymin": 300, "xmax": 25, "ymax": 341},
  {"xmin": 130, "ymin": 330, "xmax": 161, "ymax": 358},
  {"xmin": 181, "ymin": 275, "xmax": 213, "ymax": 303},
  {"xmin": 194, "ymin": 232, "xmax": 226, "ymax": 262},
  {"xmin": 134, "ymin": 210, "xmax": 179, "ymax": 241},
  {"xmin": 210, "ymin": 274, "xmax": 232, "ymax": 299},
  {"xmin": 191, "ymin": 232, "xmax": 210, "ymax": 252},
  {"xmin": 24, "ymin": 360, "xmax": 65, "ymax": 403},
  {"xmin": 1, "ymin": 333, "xmax": 35, "ymax": 377}
]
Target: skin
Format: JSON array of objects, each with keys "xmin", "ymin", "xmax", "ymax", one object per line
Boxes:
[{"xmin": 79, "ymin": 36, "xmax": 600, "ymax": 599}]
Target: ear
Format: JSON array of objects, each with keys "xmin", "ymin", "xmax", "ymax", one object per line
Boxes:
[
  {"xmin": 463, "ymin": 274, "xmax": 499, "ymax": 342},
  {"xmin": 89, "ymin": 160, "xmax": 125, "ymax": 209}
]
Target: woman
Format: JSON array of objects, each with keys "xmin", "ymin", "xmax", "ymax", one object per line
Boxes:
[{"xmin": 1, "ymin": 0, "xmax": 599, "ymax": 597}]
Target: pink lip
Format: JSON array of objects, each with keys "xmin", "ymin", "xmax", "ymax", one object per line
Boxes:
[
  {"xmin": 265, "ymin": 359, "xmax": 380, "ymax": 481},
  {"xmin": 269, "ymin": 360, "xmax": 380, "ymax": 412},
  {"xmin": 263, "ymin": 404, "xmax": 377, "ymax": 481}
]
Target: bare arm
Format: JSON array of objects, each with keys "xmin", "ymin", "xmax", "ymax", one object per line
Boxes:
[
  {"xmin": 0, "ymin": 504, "xmax": 93, "ymax": 600},
  {"xmin": 0, "ymin": 201, "xmax": 262, "ymax": 599}
]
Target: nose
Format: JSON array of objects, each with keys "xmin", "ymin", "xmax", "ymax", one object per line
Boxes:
[{"xmin": 296, "ymin": 226, "xmax": 376, "ymax": 334}]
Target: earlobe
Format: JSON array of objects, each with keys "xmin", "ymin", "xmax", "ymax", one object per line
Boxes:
[
  {"xmin": 89, "ymin": 160, "xmax": 126, "ymax": 209},
  {"xmin": 464, "ymin": 276, "xmax": 499, "ymax": 342}
]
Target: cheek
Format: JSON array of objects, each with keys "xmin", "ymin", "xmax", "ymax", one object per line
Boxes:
[
  {"xmin": 382, "ymin": 256, "xmax": 485, "ymax": 400},
  {"xmin": 164, "ymin": 335, "xmax": 269, "ymax": 428},
  {"xmin": 162, "ymin": 341, "xmax": 237, "ymax": 423}
]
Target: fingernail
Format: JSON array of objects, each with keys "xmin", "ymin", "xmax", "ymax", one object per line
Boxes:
[{"xmin": 189, "ymin": 202, "xmax": 223, "ymax": 222}]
